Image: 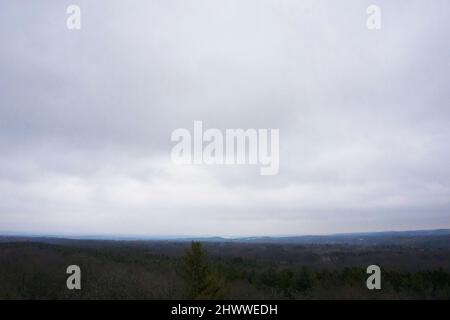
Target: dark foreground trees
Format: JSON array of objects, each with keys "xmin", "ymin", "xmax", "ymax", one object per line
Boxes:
[
  {"xmin": 1, "ymin": 241, "xmax": 450, "ymax": 299},
  {"xmin": 178, "ymin": 242, "xmax": 227, "ymax": 299}
]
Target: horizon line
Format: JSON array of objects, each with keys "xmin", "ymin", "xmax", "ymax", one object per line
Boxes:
[{"xmin": 1, "ymin": 227, "xmax": 449, "ymax": 241}]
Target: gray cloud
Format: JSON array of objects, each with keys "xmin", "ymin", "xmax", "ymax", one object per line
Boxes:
[{"xmin": 0, "ymin": 0, "xmax": 449, "ymax": 236}]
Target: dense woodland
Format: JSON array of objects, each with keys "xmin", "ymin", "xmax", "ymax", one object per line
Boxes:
[{"xmin": 0, "ymin": 237, "xmax": 450, "ymax": 299}]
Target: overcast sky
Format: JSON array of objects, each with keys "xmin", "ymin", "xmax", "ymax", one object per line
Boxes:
[{"xmin": 0, "ymin": 0, "xmax": 449, "ymax": 236}]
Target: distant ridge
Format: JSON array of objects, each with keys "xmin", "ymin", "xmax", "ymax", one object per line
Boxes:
[
  {"xmin": 176, "ymin": 229, "xmax": 450, "ymax": 245},
  {"xmin": 2, "ymin": 228, "xmax": 449, "ymax": 245}
]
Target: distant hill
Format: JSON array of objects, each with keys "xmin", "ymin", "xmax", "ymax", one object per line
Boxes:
[
  {"xmin": 177, "ymin": 229, "xmax": 450, "ymax": 246},
  {"xmin": 1, "ymin": 228, "xmax": 450, "ymax": 247}
]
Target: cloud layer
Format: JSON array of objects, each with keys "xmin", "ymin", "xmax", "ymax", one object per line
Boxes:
[{"xmin": 1, "ymin": 0, "xmax": 449, "ymax": 236}]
